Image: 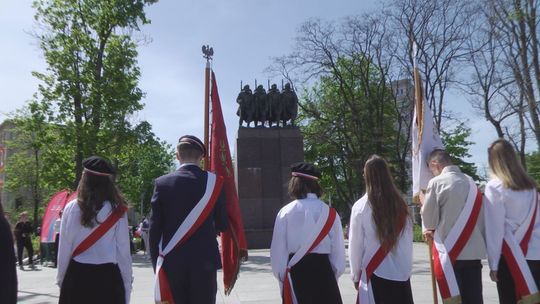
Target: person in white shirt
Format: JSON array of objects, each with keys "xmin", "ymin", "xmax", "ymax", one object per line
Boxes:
[
  {"xmin": 271, "ymin": 162, "xmax": 345, "ymax": 304},
  {"xmin": 484, "ymin": 139, "xmax": 540, "ymax": 304},
  {"xmin": 139, "ymin": 217, "xmax": 149, "ymax": 257},
  {"xmin": 349, "ymin": 155, "xmax": 414, "ymax": 303},
  {"xmin": 57, "ymin": 156, "xmax": 132, "ymax": 304},
  {"xmin": 53, "ymin": 210, "xmax": 62, "ymax": 268}
]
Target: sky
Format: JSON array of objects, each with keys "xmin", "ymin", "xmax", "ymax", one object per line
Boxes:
[{"xmin": 0, "ymin": 0, "xmax": 509, "ymax": 176}]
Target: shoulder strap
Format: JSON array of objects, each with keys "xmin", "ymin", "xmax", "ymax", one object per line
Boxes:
[
  {"xmin": 520, "ymin": 192, "xmax": 539, "ymax": 255},
  {"xmin": 287, "ymin": 205, "xmax": 336, "ymax": 268},
  {"xmin": 444, "ymin": 177, "xmax": 483, "ymax": 261},
  {"xmin": 72, "ymin": 205, "xmax": 128, "ymax": 258},
  {"xmin": 159, "ymin": 172, "xmax": 224, "ymax": 256}
]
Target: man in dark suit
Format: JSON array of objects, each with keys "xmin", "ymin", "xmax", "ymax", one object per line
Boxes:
[{"xmin": 149, "ymin": 135, "xmax": 228, "ymax": 304}]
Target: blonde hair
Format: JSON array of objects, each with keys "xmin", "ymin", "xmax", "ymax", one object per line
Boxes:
[{"xmin": 488, "ymin": 139, "xmax": 537, "ymax": 190}]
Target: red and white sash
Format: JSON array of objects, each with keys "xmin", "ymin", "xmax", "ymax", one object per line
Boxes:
[
  {"xmin": 282, "ymin": 205, "xmax": 337, "ymax": 304},
  {"xmin": 154, "ymin": 173, "xmax": 224, "ymax": 304},
  {"xmin": 432, "ymin": 177, "xmax": 482, "ymax": 304},
  {"xmin": 501, "ymin": 192, "xmax": 540, "ymax": 303},
  {"xmin": 72, "ymin": 205, "xmax": 128, "ymax": 258},
  {"xmin": 356, "ymin": 218, "xmax": 407, "ymax": 304}
]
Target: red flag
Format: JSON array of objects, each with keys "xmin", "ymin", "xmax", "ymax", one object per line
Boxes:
[{"xmin": 209, "ymin": 71, "xmax": 248, "ymax": 294}]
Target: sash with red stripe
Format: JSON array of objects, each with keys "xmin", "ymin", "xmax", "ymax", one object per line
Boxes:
[
  {"xmin": 432, "ymin": 177, "xmax": 482, "ymax": 304},
  {"xmin": 154, "ymin": 173, "xmax": 224, "ymax": 304},
  {"xmin": 282, "ymin": 205, "xmax": 337, "ymax": 304},
  {"xmin": 356, "ymin": 218, "xmax": 407, "ymax": 304},
  {"xmin": 501, "ymin": 192, "xmax": 540, "ymax": 303},
  {"xmin": 72, "ymin": 204, "xmax": 128, "ymax": 258}
]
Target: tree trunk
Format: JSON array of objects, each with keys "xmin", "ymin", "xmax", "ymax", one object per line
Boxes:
[
  {"xmin": 74, "ymin": 92, "xmax": 84, "ymax": 188},
  {"xmin": 515, "ymin": 0, "xmax": 540, "ymax": 149}
]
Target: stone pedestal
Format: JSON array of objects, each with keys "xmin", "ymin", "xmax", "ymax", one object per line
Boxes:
[{"xmin": 235, "ymin": 127, "xmax": 304, "ymax": 249}]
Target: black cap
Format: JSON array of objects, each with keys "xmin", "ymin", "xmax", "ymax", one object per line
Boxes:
[
  {"xmin": 83, "ymin": 156, "xmax": 115, "ymax": 176},
  {"xmin": 178, "ymin": 135, "xmax": 206, "ymax": 156},
  {"xmin": 290, "ymin": 162, "xmax": 321, "ymax": 180}
]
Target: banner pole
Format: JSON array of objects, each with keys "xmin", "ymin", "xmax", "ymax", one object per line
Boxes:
[
  {"xmin": 428, "ymin": 240, "xmax": 439, "ymax": 304},
  {"xmin": 202, "ymin": 45, "xmax": 213, "ymax": 169}
]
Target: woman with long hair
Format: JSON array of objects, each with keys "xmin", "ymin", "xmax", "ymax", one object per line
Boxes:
[
  {"xmin": 485, "ymin": 139, "xmax": 540, "ymax": 304},
  {"xmin": 0, "ymin": 202, "xmax": 17, "ymax": 303},
  {"xmin": 57, "ymin": 156, "xmax": 132, "ymax": 304},
  {"xmin": 349, "ymin": 155, "xmax": 414, "ymax": 304},
  {"xmin": 271, "ymin": 162, "xmax": 345, "ymax": 304}
]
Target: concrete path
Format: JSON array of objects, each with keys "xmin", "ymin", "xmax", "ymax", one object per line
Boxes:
[{"xmin": 16, "ymin": 243, "xmax": 498, "ymax": 303}]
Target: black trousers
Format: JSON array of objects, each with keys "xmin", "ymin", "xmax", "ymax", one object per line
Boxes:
[
  {"xmin": 371, "ymin": 274, "xmax": 414, "ymax": 304},
  {"xmin": 496, "ymin": 256, "xmax": 540, "ymax": 304},
  {"xmin": 59, "ymin": 260, "xmax": 125, "ymax": 304},
  {"xmin": 287, "ymin": 253, "xmax": 343, "ymax": 304},
  {"xmin": 16, "ymin": 237, "xmax": 33, "ymax": 266},
  {"xmin": 54, "ymin": 234, "xmax": 60, "ymax": 267},
  {"xmin": 164, "ymin": 264, "xmax": 217, "ymax": 304},
  {"xmin": 453, "ymin": 260, "xmax": 483, "ymax": 304}
]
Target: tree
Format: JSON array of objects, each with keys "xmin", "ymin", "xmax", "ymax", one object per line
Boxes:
[
  {"xmin": 389, "ymin": 0, "xmax": 477, "ymax": 131},
  {"xmin": 268, "ymin": 17, "xmax": 409, "ymax": 214},
  {"xmin": 3, "ymin": 0, "xmax": 173, "ymax": 223},
  {"xmin": 4, "ymin": 101, "xmax": 72, "ymax": 227},
  {"xmin": 486, "ymin": 0, "xmax": 540, "ymax": 150},
  {"xmin": 526, "ymin": 151, "xmax": 540, "ymax": 183},
  {"xmin": 300, "ymin": 57, "xmax": 402, "ymax": 215},
  {"xmin": 116, "ymin": 122, "xmax": 173, "ymax": 215},
  {"xmin": 32, "ymin": 0, "xmax": 158, "ymax": 187},
  {"xmin": 441, "ymin": 123, "xmax": 480, "ymax": 180}
]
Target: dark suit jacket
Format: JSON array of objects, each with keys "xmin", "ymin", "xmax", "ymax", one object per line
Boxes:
[{"xmin": 149, "ymin": 164, "xmax": 228, "ymax": 273}]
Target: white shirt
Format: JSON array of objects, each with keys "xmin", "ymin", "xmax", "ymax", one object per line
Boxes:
[
  {"xmin": 57, "ymin": 199, "xmax": 133, "ymax": 303},
  {"xmin": 484, "ymin": 178, "xmax": 540, "ymax": 270},
  {"xmin": 53, "ymin": 218, "xmax": 61, "ymax": 234},
  {"xmin": 348, "ymin": 194, "xmax": 413, "ymax": 283},
  {"xmin": 270, "ymin": 193, "xmax": 346, "ymax": 284}
]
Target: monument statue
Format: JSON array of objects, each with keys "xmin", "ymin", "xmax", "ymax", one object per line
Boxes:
[
  {"xmin": 253, "ymin": 85, "xmax": 268, "ymax": 127},
  {"xmin": 281, "ymin": 83, "xmax": 298, "ymax": 126},
  {"xmin": 237, "ymin": 85, "xmax": 255, "ymax": 127},
  {"xmin": 267, "ymin": 84, "xmax": 282, "ymax": 127}
]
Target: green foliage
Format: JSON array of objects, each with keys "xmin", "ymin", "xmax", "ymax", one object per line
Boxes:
[
  {"xmin": 441, "ymin": 123, "xmax": 480, "ymax": 180},
  {"xmin": 32, "ymin": 0, "xmax": 158, "ymax": 186},
  {"xmin": 116, "ymin": 122, "xmax": 174, "ymax": 214},
  {"xmin": 526, "ymin": 151, "xmax": 540, "ymax": 183},
  {"xmin": 301, "ymin": 56, "xmax": 406, "ymax": 215},
  {"xmin": 3, "ymin": 0, "xmax": 171, "ymax": 224},
  {"xmin": 4, "ymin": 102, "xmax": 73, "ymax": 227},
  {"xmin": 413, "ymin": 224, "xmax": 424, "ymax": 243}
]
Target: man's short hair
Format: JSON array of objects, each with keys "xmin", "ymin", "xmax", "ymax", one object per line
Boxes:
[
  {"xmin": 176, "ymin": 142, "xmax": 203, "ymax": 159},
  {"xmin": 428, "ymin": 149, "xmax": 453, "ymax": 166},
  {"xmin": 176, "ymin": 135, "xmax": 206, "ymax": 160}
]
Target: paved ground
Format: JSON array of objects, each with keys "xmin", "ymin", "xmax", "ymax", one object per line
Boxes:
[{"xmin": 17, "ymin": 243, "xmax": 497, "ymax": 303}]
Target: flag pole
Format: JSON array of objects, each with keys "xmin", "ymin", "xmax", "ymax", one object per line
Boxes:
[
  {"xmin": 202, "ymin": 45, "xmax": 213, "ymax": 170},
  {"xmin": 412, "ymin": 41, "xmax": 439, "ymax": 304},
  {"xmin": 428, "ymin": 240, "xmax": 439, "ymax": 304}
]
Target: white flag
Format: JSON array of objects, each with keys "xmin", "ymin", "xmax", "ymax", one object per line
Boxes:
[{"xmin": 411, "ymin": 68, "xmax": 443, "ymax": 202}]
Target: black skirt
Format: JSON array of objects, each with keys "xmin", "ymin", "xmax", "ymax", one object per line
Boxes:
[
  {"xmin": 59, "ymin": 260, "xmax": 125, "ymax": 304},
  {"xmin": 496, "ymin": 256, "xmax": 540, "ymax": 304},
  {"xmin": 371, "ymin": 274, "xmax": 414, "ymax": 304},
  {"xmin": 287, "ymin": 253, "xmax": 343, "ymax": 304}
]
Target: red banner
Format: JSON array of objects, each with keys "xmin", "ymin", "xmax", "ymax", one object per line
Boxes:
[
  {"xmin": 40, "ymin": 190, "xmax": 78, "ymax": 243},
  {"xmin": 209, "ymin": 71, "xmax": 248, "ymax": 294},
  {"xmin": 40, "ymin": 190, "xmax": 69, "ymax": 242}
]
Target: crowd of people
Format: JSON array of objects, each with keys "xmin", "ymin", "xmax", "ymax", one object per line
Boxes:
[
  {"xmin": 269, "ymin": 138, "xmax": 540, "ymax": 304},
  {"xmin": 0, "ymin": 136, "xmax": 539, "ymax": 304}
]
